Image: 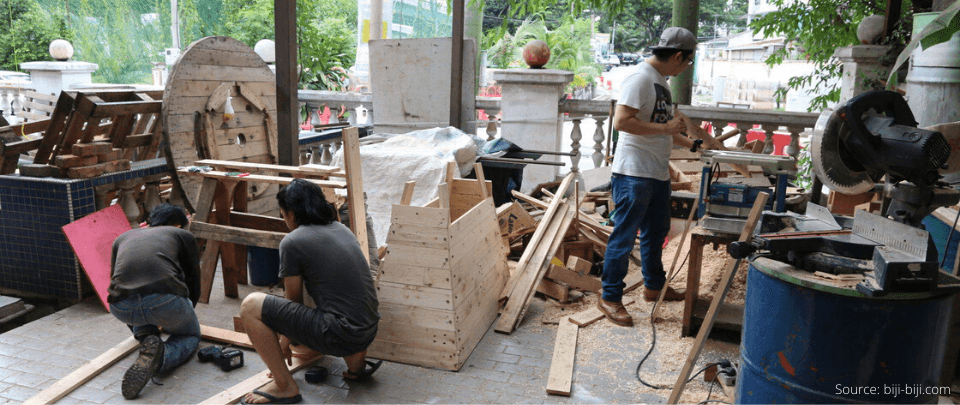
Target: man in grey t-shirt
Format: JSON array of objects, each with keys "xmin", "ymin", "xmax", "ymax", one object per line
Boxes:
[
  {"xmin": 239, "ymin": 179, "xmax": 379, "ymax": 404},
  {"xmin": 598, "ymin": 27, "xmax": 702, "ymax": 327}
]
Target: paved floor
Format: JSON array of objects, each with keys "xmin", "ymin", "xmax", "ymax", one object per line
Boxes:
[{"xmin": 0, "ymin": 270, "xmax": 739, "ymax": 404}]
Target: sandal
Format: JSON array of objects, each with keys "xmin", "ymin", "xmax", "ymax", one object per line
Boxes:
[
  {"xmin": 239, "ymin": 390, "xmax": 303, "ymax": 404},
  {"xmin": 342, "ymin": 360, "xmax": 383, "ymax": 380}
]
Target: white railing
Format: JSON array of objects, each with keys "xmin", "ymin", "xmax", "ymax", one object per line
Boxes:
[
  {"xmin": 0, "ymin": 86, "xmax": 34, "ymax": 124},
  {"xmin": 296, "ymin": 89, "xmax": 821, "ymax": 171}
]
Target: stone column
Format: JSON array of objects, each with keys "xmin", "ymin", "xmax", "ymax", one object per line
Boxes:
[
  {"xmin": 833, "ymin": 45, "xmax": 892, "ymax": 104},
  {"xmin": 20, "ymin": 61, "xmax": 98, "ymax": 96},
  {"xmin": 493, "ymin": 69, "xmax": 573, "ymax": 193}
]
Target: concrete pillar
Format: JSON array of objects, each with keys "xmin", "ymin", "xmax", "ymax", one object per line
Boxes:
[
  {"xmin": 833, "ymin": 45, "xmax": 891, "ymax": 103},
  {"xmin": 19, "ymin": 61, "xmax": 98, "ymax": 96},
  {"xmin": 493, "ymin": 68, "xmax": 573, "ymax": 192}
]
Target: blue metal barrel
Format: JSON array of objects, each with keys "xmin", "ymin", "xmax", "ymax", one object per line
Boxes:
[{"xmin": 737, "ymin": 257, "xmax": 954, "ymax": 404}]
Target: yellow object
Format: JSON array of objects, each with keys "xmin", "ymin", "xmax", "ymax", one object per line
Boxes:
[
  {"xmin": 550, "ymin": 257, "xmax": 565, "ymax": 268},
  {"xmin": 223, "ymin": 89, "xmax": 235, "ymax": 122}
]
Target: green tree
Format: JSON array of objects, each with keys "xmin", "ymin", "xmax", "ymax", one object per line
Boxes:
[
  {"xmin": 70, "ymin": 0, "xmax": 166, "ymax": 83},
  {"xmin": 751, "ymin": 0, "xmax": 914, "ymax": 111},
  {"xmin": 486, "ymin": 16, "xmax": 600, "ymax": 89},
  {"xmin": 0, "ymin": 0, "xmax": 71, "ymax": 71},
  {"xmin": 220, "ymin": 0, "xmax": 356, "ymax": 90}
]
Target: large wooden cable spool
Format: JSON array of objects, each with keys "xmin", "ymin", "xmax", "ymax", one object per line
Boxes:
[{"xmin": 162, "ymin": 36, "xmax": 280, "ymax": 215}]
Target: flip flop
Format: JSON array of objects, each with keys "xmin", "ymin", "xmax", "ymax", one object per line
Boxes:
[
  {"xmin": 342, "ymin": 360, "xmax": 383, "ymax": 380},
  {"xmin": 239, "ymin": 390, "xmax": 303, "ymax": 404}
]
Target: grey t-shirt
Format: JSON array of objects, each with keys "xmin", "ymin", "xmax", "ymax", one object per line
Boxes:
[
  {"xmin": 612, "ymin": 62, "xmax": 674, "ymax": 181},
  {"xmin": 279, "ymin": 222, "xmax": 379, "ymax": 342},
  {"xmin": 109, "ymin": 226, "xmax": 201, "ymax": 305}
]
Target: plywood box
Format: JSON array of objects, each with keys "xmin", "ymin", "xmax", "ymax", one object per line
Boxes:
[{"xmin": 371, "ymin": 178, "xmax": 508, "ymax": 371}]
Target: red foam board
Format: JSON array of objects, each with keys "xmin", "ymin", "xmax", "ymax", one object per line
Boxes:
[{"xmin": 62, "ymin": 205, "xmax": 131, "ymax": 311}]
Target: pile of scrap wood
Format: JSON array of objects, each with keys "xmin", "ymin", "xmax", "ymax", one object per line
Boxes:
[
  {"xmin": 0, "ymin": 90, "xmax": 164, "ymax": 176},
  {"xmin": 494, "ymin": 172, "xmax": 647, "ymax": 334}
]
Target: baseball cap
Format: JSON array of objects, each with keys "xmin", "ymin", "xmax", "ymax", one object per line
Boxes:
[{"xmin": 650, "ymin": 27, "xmax": 697, "ymax": 51}]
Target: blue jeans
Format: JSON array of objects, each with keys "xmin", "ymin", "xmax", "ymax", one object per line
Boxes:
[
  {"xmin": 110, "ymin": 294, "xmax": 200, "ymax": 374},
  {"xmin": 601, "ymin": 174, "xmax": 671, "ymax": 302}
]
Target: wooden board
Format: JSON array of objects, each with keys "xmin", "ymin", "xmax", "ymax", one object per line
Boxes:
[
  {"xmin": 199, "ymin": 325, "xmax": 254, "ymax": 349},
  {"xmin": 61, "ymin": 205, "xmax": 131, "ymax": 311},
  {"xmin": 545, "ymin": 318, "xmax": 579, "ymax": 396},
  {"xmin": 197, "ymin": 354, "xmax": 320, "ymax": 405},
  {"xmin": 23, "ymin": 337, "xmax": 138, "ymax": 405}
]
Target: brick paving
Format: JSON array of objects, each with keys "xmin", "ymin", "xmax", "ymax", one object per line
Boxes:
[{"xmin": 0, "ymin": 271, "xmax": 740, "ymax": 404}]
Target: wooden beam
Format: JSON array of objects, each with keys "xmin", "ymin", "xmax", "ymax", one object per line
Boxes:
[
  {"xmin": 667, "ymin": 192, "xmax": 769, "ymax": 404},
  {"xmin": 23, "ymin": 337, "xmax": 139, "ymax": 405},
  {"xmin": 449, "ymin": 0, "xmax": 464, "ymax": 129},
  {"xmin": 197, "ymin": 159, "xmax": 345, "ymax": 177},
  {"xmin": 342, "ymin": 127, "xmax": 370, "ymax": 262},
  {"xmin": 197, "ymin": 354, "xmax": 320, "ymax": 405},
  {"xmin": 400, "ymin": 181, "xmax": 416, "ymax": 206},
  {"xmin": 275, "ymin": 0, "xmax": 298, "ymax": 166},
  {"xmin": 181, "ymin": 170, "xmax": 347, "ymax": 189},
  {"xmin": 545, "ymin": 318, "xmax": 578, "ymax": 396},
  {"xmin": 473, "ymin": 163, "xmax": 488, "ymax": 199},
  {"xmin": 190, "ymin": 221, "xmax": 286, "ymax": 249},
  {"xmin": 199, "ymin": 325, "xmax": 254, "ymax": 349}
]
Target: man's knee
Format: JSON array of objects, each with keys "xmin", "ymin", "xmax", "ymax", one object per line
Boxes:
[{"xmin": 240, "ymin": 292, "xmax": 267, "ymax": 320}]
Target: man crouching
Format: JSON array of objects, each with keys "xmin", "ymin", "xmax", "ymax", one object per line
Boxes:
[{"xmin": 240, "ymin": 179, "xmax": 380, "ymax": 405}]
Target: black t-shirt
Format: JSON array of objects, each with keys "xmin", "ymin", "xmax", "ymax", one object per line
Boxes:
[
  {"xmin": 108, "ymin": 226, "xmax": 201, "ymax": 305},
  {"xmin": 279, "ymin": 222, "xmax": 380, "ymax": 343}
]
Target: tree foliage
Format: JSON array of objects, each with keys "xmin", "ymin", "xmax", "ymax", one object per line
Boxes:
[
  {"xmin": 750, "ymin": 0, "xmax": 914, "ymax": 111},
  {"xmin": 0, "ymin": 0, "xmax": 71, "ymax": 71},
  {"xmin": 485, "ymin": 16, "xmax": 600, "ymax": 89},
  {"xmin": 71, "ymin": 0, "xmax": 166, "ymax": 83}
]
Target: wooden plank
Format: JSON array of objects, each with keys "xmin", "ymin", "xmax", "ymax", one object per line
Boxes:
[
  {"xmin": 546, "ymin": 264, "xmax": 601, "ymax": 293},
  {"xmin": 667, "ymin": 192, "xmax": 769, "ymax": 404},
  {"xmin": 366, "ymin": 339, "xmax": 459, "ymax": 371},
  {"xmin": 567, "ymin": 299, "xmax": 635, "ymax": 327},
  {"xmin": 386, "ymin": 223, "xmax": 449, "ymax": 248},
  {"xmin": 537, "ymin": 278, "xmax": 570, "ymax": 302},
  {"xmin": 190, "ymin": 221, "xmax": 286, "ymax": 249},
  {"xmin": 391, "ymin": 205, "xmax": 450, "ymax": 228},
  {"xmin": 23, "ymin": 337, "xmax": 138, "ymax": 405},
  {"xmin": 473, "ymin": 163, "xmax": 489, "ymax": 199},
  {"xmin": 197, "ymin": 354, "xmax": 320, "ymax": 405},
  {"xmin": 400, "ymin": 181, "xmax": 416, "ymax": 205},
  {"xmin": 180, "ymin": 170, "xmax": 346, "ymax": 189},
  {"xmin": 199, "ymin": 325, "xmax": 254, "ymax": 349},
  {"xmin": 341, "ymin": 127, "xmax": 369, "ymax": 262},
  {"xmin": 496, "ymin": 201, "xmax": 575, "ymax": 334},
  {"xmin": 229, "ymin": 212, "xmax": 288, "ymax": 233},
  {"xmin": 378, "ymin": 262, "xmax": 453, "ymax": 289},
  {"xmin": 545, "ymin": 319, "xmax": 579, "ymax": 396},
  {"xmin": 377, "ymin": 302, "xmax": 457, "ymax": 331},
  {"xmin": 375, "ymin": 322, "xmax": 457, "ymax": 351},
  {"xmin": 377, "ymin": 281, "xmax": 454, "ymax": 311}
]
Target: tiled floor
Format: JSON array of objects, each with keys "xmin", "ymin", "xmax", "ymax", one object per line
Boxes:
[{"xmin": 0, "ymin": 269, "xmax": 739, "ymax": 404}]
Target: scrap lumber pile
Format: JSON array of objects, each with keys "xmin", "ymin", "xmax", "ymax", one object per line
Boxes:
[{"xmin": 0, "ymin": 90, "xmax": 164, "ymax": 177}]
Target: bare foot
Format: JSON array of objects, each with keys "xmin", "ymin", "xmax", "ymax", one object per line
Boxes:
[{"xmin": 242, "ymin": 380, "xmax": 299, "ymax": 404}]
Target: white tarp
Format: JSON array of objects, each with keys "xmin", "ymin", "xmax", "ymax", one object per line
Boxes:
[{"xmin": 334, "ymin": 127, "xmax": 484, "ymax": 246}]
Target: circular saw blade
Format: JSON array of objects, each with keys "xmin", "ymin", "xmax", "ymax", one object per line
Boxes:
[{"xmin": 811, "ymin": 108, "xmax": 875, "ymax": 194}]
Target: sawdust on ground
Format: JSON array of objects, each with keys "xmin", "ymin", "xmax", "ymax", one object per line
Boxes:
[{"xmin": 527, "ymin": 231, "xmax": 743, "ymax": 402}]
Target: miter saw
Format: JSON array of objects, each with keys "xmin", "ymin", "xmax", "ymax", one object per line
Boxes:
[{"xmin": 731, "ymin": 90, "xmax": 960, "ymax": 296}]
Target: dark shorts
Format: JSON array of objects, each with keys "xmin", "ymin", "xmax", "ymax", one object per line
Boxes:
[{"xmin": 260, "ymin": 294, "xmax": 373, "ymax": 357}]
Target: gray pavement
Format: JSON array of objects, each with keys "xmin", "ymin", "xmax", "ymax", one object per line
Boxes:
[{"xmin": 0, "ymin": 270, "xmax": 739, "ymax": 404}]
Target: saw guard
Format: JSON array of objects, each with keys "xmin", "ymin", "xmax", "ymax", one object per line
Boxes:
[{"xmin": 811, "ymin": 108, "xmax": 875, "ymax": 195}]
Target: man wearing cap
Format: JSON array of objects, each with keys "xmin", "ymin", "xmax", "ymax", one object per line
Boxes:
[{"xmin": 598, "ymin": 27, "xmax": 701, "ymax": 327}]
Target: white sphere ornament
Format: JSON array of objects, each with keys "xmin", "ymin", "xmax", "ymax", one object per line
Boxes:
[
  {"xmin": 857, "ymin": 15, "xmax": 885, "ymax": 45},
  {"xmin": 254, "ymin": 39, "xmax": 276, "ymax": 63},
  {"xmin": 49, "ymin": 39, "xmax": 74, "ymax": 61}
]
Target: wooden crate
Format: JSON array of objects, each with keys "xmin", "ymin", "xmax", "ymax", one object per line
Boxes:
[{"xmin": 370, "ymin": 179, "xmax": 508, "ymax": 370}]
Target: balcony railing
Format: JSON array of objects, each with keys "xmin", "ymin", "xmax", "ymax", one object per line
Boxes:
[
  {"xmin": 0, "ymin": 86, "xmax": 35, "ymax": 124},
  {"xmin": 296, "ymin": 89, "xmax": 821, "ymax": 172}
]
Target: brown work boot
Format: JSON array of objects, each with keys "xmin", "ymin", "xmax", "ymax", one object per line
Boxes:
[
  {"xmin": 597, "ymin": 298, "xmax": 634, "ymax": 326},
  {"xmin": 643, "ymin": 286, "xmax": 685, "ymax": 302}
]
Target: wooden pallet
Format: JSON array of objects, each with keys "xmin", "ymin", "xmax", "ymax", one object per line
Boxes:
[{"xmin": 370, "ymin": 169, "xmax": 508, "ymax": 370}]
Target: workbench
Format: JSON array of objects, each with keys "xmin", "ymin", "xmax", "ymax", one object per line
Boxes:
[{"xmin": 682, "ymin": 230, "xmax": 745, "ymax": 337}]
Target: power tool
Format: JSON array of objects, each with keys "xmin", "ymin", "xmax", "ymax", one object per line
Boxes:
[
  {"xmin": 730, "ymin": 90, "xmax": 960, "ymax": 296},
  {"xmin": 198, "ymin": 345, "xmax": 244, "ymax": 372},
  {"xmin": 697, "ymin": 150, "xmax": 795, "ymax": 234}
]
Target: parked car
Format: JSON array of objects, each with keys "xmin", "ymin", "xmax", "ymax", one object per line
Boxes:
[
  {"xmin": 0, "ymin": 71, "xmax": 30, "ymax": 86},
  {"xmin": 620, "ymin": 53, "xmax": 639, "ymax": 65},
  {"xmin": 597, "ymin": 54, "xmax": 620, "ymax": 71}
]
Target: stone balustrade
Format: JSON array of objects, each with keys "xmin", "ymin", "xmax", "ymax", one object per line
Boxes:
[
  {"xmin": 0, "ymin": 86, "xmax": 34, "ymax": 124},
  {"xmin": 295, "ymin": 89, "xmax": 821, "ymax": 175}
]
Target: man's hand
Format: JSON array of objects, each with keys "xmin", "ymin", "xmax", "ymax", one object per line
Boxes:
[
  {"xmin": 665, "ymin": 116, "xmax": 687, "ymax": 135},
  {"xmin": 279, "ymin": 335, "xmax": 293, "ymax": 366}
]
